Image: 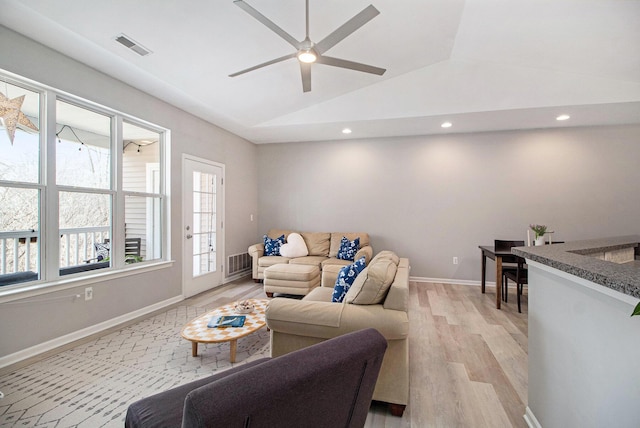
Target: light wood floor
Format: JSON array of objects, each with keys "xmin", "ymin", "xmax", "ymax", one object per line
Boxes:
[
  {"xmin": 1, "ymin": 278, "xmax": 527, "ymax": 427},
  {"xmin": 193, "ymin": 278, "xmax": 529, "ymax": 428},
  {"xmin": 402, "ymin": 281, "xmax": 528, "ymax": 428}
]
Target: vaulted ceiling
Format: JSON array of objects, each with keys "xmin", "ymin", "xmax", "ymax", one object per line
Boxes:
[{"xmin": 1, "ymin": 0, "xmax": 639, "ymax": 143}]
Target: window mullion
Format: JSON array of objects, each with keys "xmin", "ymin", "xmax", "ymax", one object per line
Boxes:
[
  {"xmin": 112, "ymin": 116, "xmax": 124, "ymax": 270},
  {"xmin": 43, "ymin": 91, "xmax": 58, "ymax": 281}
]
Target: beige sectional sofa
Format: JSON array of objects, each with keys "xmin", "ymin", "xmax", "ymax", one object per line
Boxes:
[
  {"xmin": 248, "ymin": 229, "xmax": 373, "ymax": 282},
  {"xmin": 265, "ymin": 251, "xmax": 410, "ymax": 416}
]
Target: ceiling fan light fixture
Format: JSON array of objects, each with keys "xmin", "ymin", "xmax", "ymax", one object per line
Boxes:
[{"xmin": 298, "ymin": 49, "xmax": 317, "ymax": 63}]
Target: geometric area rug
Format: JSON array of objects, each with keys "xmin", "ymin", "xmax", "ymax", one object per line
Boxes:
[{"xmin": 0, "ymin": 304, "xmax": 270, "ymax": 427}]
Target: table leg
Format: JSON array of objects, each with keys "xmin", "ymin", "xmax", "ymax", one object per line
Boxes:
[
  {"xmin": 495, "ymin": 256, "xmax": 502, "ymax": 309},
  {"xmin": 481, "ymin": 252, "xmax": 487, "ymax": 293},
  {"xmin": 229, "ymin": 339, "xmax": 237, "ymax": 363},
  {"xmin": 191, "ymin": 341, "xmax": 198, "ymax": 357}
]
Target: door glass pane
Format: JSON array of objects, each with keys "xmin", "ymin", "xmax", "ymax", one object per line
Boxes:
[
  {"xmin": 192, "ymin": 171, "xmax": 216, "ymax": 276},
  {"xmin": 56, "ymin": 101, "xmax": 111, "ymax": 189},
  {"xmin": 122, "ymin": 122, "xmax": 161, "ymax": 192},
  {"xmin": 0, "ymin": 82, "xmax": 40, "ymax": 183},
  {"xmin": 0, "ymin": 187, "xmax": 39, "ymax": 284},
  {"xmin": 59, "ymin": 191, "xmax": 110, "ymax": 272}
]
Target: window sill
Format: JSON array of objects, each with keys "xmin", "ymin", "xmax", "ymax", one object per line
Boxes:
[{"xmin": 0, "ymin": 260, "xmax": 175, "ymax": 304}]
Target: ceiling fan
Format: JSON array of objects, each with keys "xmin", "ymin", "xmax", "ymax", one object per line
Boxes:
[{"xmin": 229, "ymin": 0, "xmax": 386, "ymax": 92}]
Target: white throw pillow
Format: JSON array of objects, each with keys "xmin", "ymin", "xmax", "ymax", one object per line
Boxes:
[{"xmin": 279, "ymin": 232, "xmax": 309, "ymax": 258}]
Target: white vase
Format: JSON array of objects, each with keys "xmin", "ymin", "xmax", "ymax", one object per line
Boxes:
[{"xmin": 535, "ymin": 236, "xmax": 546, "ymax": 246}]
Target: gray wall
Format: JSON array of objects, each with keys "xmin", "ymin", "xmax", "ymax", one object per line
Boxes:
[
  {"xmin": 257, "ymin": 125, "xmax": 640, "ymax": 281},
  {"xmin": 0, "ymin": 26, "xmax": 258, "ymax": 358}
]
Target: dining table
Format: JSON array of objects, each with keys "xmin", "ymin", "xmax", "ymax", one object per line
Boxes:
[{"xmin": 478, "ymin": 245, "xmax": 524, "ymax": 309}]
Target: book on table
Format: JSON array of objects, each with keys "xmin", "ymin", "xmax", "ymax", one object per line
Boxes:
[{"xmin": 207, "ymin": 315, "xmax": 246, "ymax": 328}]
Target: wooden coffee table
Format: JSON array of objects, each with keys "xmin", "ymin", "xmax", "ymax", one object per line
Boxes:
[{"xmin": 181, "ymin": 299, "xmax": 269, "ymax": 362}]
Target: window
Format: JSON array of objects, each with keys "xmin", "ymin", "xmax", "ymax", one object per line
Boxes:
[
  {"xmin": 0, "ymin": 72, "xmax": 168, "ymax": 290},
  {"xmin": 0, "ymin": 80, "xmax": 41, "ymax": 285},
  {"xmin": 123, "ymin": 121, "xmax": 163, "ymax": 263},
  {"xmin": 56, "ymin": 100, "xmax": 113, "ymax": 274}
]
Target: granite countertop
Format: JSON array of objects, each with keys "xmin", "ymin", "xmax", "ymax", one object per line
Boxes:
[{"xmin": 512, "ymin": 235, "xmax": 640, "ymax": 299}]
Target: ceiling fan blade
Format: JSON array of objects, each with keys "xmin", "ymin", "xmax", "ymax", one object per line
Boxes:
[
  {"xmin": 234, "ymin": 0, "xmax": 301, "ymax": 50},
  {"xmin": 314, "ymin": 5, "xmax": 380, "ymax": 55},
  {"xmin": 300, "ymin": 62, "xmax": 311, "ymax": 92},
  {"xmin": 316, "ymin": 56, "xmax": 386, "ymax": 75},
  {"xmin": 229, "ymin": 53, "xmax": 297, "ymax": 77}
]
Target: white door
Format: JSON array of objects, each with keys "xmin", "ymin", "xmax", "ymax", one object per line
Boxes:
[{"xmin": 182, "ymin": 156, "xmax": 224, "ymax": 297}]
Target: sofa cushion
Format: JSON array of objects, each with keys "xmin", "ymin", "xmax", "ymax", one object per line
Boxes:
[
  {"xmin": 300, "ymin": 232, "xmax": 331, "ymax": 257},
  {"xmin": 258, "ymin": 256, "xmax": 291, "ymax": 268},
  {"xmin": 289, "ymin": 256, "xmax": 328, "ymax": 269},
  {"xmin": 267, "ymin": 229, "xmax": 293, "ymax": 239},
  {"xmin": 329, "ymin": 233, "xmax": 370, "ymax": 258},
  {"xmin": 321, "ymin": 258, "xmax": 352, "ymax": 268},
  {"xmin": 279, "ymin": 232, "xmax": 308, "ymax": 258},
  {"xmin": 264, "ymin": 263, "xmax": 320, "ymax": 282},
  {"xmin": 346, "ymin": 251, "xmax": 399, "ymax": 305},
  {"xmin": 332, "ymin": 257, "xmax": 366, "ymax": 303},
  {"xmin": 264, "ymin": 234, "xmax": 285, "ymax": 256},
  {"xmin": 337, "ymin": 236, "xmax": 360, "ymax": 261}
]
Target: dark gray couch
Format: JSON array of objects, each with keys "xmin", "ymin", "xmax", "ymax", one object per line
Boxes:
[{"xmin": 125, "ymin": 328, "xmax": 388, "ymax": 428}]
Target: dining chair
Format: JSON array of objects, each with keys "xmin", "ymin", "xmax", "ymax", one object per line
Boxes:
[
  {"xmin": 494, "ymin": 240, "xmax": 525, "ymax": 303},
  {"xmin": 504, "ymin": 257, "xmax": 527, "ymax": 313},
  {"xmin": 504, "ymin": 240, "xmax": 564, "ymax": 312}
]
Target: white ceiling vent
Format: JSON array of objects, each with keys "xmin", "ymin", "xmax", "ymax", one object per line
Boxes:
[{"xmin": 115, "ymin": 34, "xmax": 151, "ymax": 56}]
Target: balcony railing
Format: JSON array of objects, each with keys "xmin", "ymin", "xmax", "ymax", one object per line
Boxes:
[{"xmin": 0, "ymin": 226, "xmax": 110, "ymax": 275}]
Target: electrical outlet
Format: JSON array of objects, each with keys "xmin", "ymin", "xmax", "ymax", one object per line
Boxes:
[
  {"xmin": 85, "ymin": 287, "xmax": 93, "ymax": 301},
  {"xmin": 250, "ymin": 214, "xmax": 254, "ymax": 222},
  {"xmin": 453, "ymin": 257, "xmax": 459, "ymax": 265}
]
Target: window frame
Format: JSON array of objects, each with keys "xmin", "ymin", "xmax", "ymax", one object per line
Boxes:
[{"xmin": 0, "ymin": 70, "xmax": 171, "ymax": 301}]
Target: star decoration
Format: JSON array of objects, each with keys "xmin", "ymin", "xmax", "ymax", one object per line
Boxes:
[{"xmin": 0, "ymin": 91, "xmax": 39, "ymax": 145}]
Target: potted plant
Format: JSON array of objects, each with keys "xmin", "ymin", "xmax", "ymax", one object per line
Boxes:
[
  {"xmin": 632, "ymin": 302, "xmax": 640, "ymax": 317},
  {"xmin": 530, "ymin": 224, "xmax": 548, "ymax": 246}
]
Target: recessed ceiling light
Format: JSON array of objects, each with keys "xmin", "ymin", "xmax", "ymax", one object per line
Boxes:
[
  {"xmin": 441, "ymin": 122, "xmax": 452, "ymax": 128},
  {"xmin": 556, "ymin": 114, "xmax": 570, "ymax": 121},
  {"xmin": 342, "ymin": 128, "xmax": 352, "ymax": 134}
]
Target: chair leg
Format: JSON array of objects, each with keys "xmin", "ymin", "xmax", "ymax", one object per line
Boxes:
[
  {"xmin": 517, "ymin": 282, "xmax": 522, "ymax": 313},
  {"xmin": 503, "ymin": 277, "xmax": 508, "ymax": 302}
]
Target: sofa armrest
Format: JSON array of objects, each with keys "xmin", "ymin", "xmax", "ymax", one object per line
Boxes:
[
  {"xmin": 383, "ymin": 258, "xmax": 409, "ymax": 312},
  {"xmin": 266, "ymin": 298, "xmax": 345, "ymax": 328},
  {"xmin": 266, "ymin": 298, "xmax": 408, "ymax": 341},
  {"xmin": 355, "ymin": 245, "xmax": 373, "ymax": 264},
  {"xmin": 248, "ymin": 243, "xmax": 264, "ymax": 258},
  {"xmin": 248, "ymin": 243, "xmax": 264, "ymax": 280}
]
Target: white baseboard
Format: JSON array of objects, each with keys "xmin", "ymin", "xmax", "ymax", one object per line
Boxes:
[
  {"xmin": 524, "ymin": 406, "xmax": 542, "ymax": 428},
  {"xmin": 410, "ymin": 276, "xmax": 497, "ymax": 287},
  {"xmin": 0, "ymin": 295, "xmax": 184, "ymax": 370}
]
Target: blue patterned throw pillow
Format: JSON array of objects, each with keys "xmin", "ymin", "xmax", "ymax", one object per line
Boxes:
[
  {"xmin": 264, "ymin": 234, "xmax": 285, "ymax": 256},
  {"xmin": 332, "ymin": 257, "xmax": 366, "ymax": 303},
  {"xmin": 337, "ymin": 236, "xmax": 360, "ymax": 261}
]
